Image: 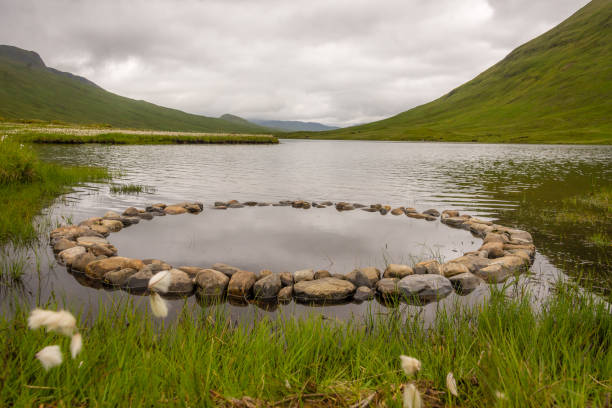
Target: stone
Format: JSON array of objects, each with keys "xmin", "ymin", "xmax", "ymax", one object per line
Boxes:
[
  {"xmin": 361, "ymin": 207, "xmax": 378, "ymax": 212},
  {"xmin": 398, "ymin": 274, "xmax": 453, "ymax": 302},
  {"xmin": 143, "ymin": 259, "xmax": 172, "ymax": 270},
  {"xmin": 213, "ymin": 205, "xmax": 227, "ymax": 210},
  {"xmin": 167, "ymin": 269, "xmax": 194, "ymax": 294},
  {"xmin": 449, "ymin": 272, "xmax": 483, "ymax": 293},
  {"xmin": 441, "ymin": 262, "xmax": 470, "ymax": 278},
  {"xmin": 441, "ymin": 210, "xmax": 459, "ymax": 218},
  {"xmin": 474, "ymin": 255, "xmax": 528, "ymax": 283},
  {"xmin": 354, "ymin": 286, "xmax": 374, "ymax": 301},
  {"xmin": 379, "ymin": 208, "xmax": 388, "ymax": 215},
  {"xmin": 448, "ymin": 255, "xmax": 492, "ymax": 273},
  {"xmin": 483, "ymin": 232, "xmax": 508, "ymax": 244},
  {"xmin": 293, "ymin": 278, "xmax": 356, "ymax": 302},
  {"xmin": 90, "ymin": 224, "xmax": 110, "ymax": 237},
  {"xmin": 503, "ymin": 243, "xmax": 535, "ymax": 256},
  {"xmin": 78, "ymin": 217, "xmax": 103, "ymax": 227},
  {"xmin": 227, "ymin": 200, "xmax": 239, "ymax": 205},
  {"xmin": 383, "ymin": 264, "xmax": 414, "ymax": 279},
  {"xmin": 76, "ymin": 236, "xmax": 109, "ymax": 246},
  {"xmin": 253, "ymin": 273, "xmax": 282, "ymax": 299},
  {"xmin": 101, "ymin": 219, "xmax": 123, "ymax": 232},
  {"xmin": 228, "ymin": 203, "xmax": 244, "ymax": 208},
  {"xmin": 345, "ymin": 267, "xmax": 379, "ymax": 288},
  {"xmin": 178, "ymin": 266, "xmax": 204, "ymax": 277},
  {"xmin": 50, "ymin": 225, "xmax": 96, "ymax": 241},
  {"xmin": 277, "ymin": 286, "xmax": 293, "ymax": 303},
  {"xmin": 391, "ymin": 208, "xmax": 405, "ymax": 216},
  {"xmin": 85, "ymin": 257, "xmax": 145, "ymax": 279},
  {"xmin": 228, "ymin": 271, "xmax": 257, "ymax": 298},
  {"xmin": 320, "ymin": 201, "xmax": 333, "ymax": 206},
  {"xmin": 279, "ymin": 272, "xmax": 293, "ymax": 286},
  {"xmin": 214, "ymin": 201, "xmax": 227, "ymax": 207},
  {"xmin": 302, "ymin": 202, "xmax": 311, "ymax": 209},
  {"xmin": 244, "ymin": 201, "xmax": 258, "ymax": 206},
  {"xmin": 353, "ymin": 203, "xmax": 366, "ymax": 208},
  {"xmin": 314, "ymin": 270, "xmax": 331, "ymax": 279},
  {"xmin": 125, "ymin": 269, "xmax": 154, "ymax": 289},
  {"xmin": 335, "ymin": 202, "xmax": 355, "ymax": 211},
  {"xmin": 376, "ymin": 278, "xmax": 401, "ymax": 297},
  {"xmin": 103, "ymin": 268, "xmax": 137, "ymax": 286},
  {"xmin": 422, "ymin": 209, "xmax": 440, "ymax": 217},
  {"xmin": 122, "ymin": 207, "xmax": 140, "ymax": 216},
  {"xmin": 331, "ymin": 273, "xmax": 347, "ymax": 280},
  {"xmin": 465, "ymin": 221, "xmax": 494, "ymax": 238},
  {"xmin": 294, "ymin": 269, "xmax": 315, "ymax": 283},
  {"xmin": 164, "ymin": 205, "xmax": 188, "ymax": 215},
  {"xmin": 194, "ymin": 269, "xmax": 229, "ymax": 297},
  {"xmin": 103, "ymin": 211, "xmax": 121, "ymax": 219},
  {"xmin": 121, "ymin": 217, "xmax": 140, "ymax": 225},
  {"xmin": 406, "ymin": 212, "xmax": 428, "ymax": 220},
  {"xmin": 138, "ymin": 212, "xmax": 154, "ymax": 220},
  {"xmin": 71, "ymin": 252, "xmax": 99, "ymax": 272},
  {"xmin": 258, "ymin": 269, "xmax": 273, "ymax": 280},
  {"xmin": 212, "ymin": 263, "xmax": 242, "ymax": 278},
  {"xmin": 442, "ymin": 216, "xmax": 469, "ymax": 227},
  {"xmin": 506, "ymin": 249, "xmax": 531, "ymax": 263},
  {"xmin": 404, "ymin": 207, "xmax": 417, "ymax": 213},
  {"xmin": 89, "ymin": 243, "xmax": 118, "ymax": 257},
  {"xmin": 481, "ymin": 241, "xmax": 505, "ymax": 258},
  {"xmin": 184, "ymin": 203, "xmax": 202, "ymax": 213},
  {"xmin": 413, "ymin": 260, "xmax": 442, "ymax": 275},
  {"xmin": 508, "ymin": 229, "xmax": 533, "ymax": 244},
  {"xmin": 53, "ymin": 238, "xmax": 76, "ymax": 253},
  {"xmin": 58, "ymin": 246, "xmax": 86, "ymax": 265},
  {"xmin": 257, "ymin": 202, "xmax": 270, "ymax": 206}
]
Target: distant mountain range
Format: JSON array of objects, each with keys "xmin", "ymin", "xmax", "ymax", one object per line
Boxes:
[
  {"xmin": 288, "ymin": 0, "xmax": 611, "ymax": 144},
  {"xmin": 248, "ymin": 119, "xmax": 339, "ymax": 132},
  {"xmin": 0, "ymin": 45, "xmax": 268, "ymax": 133}
]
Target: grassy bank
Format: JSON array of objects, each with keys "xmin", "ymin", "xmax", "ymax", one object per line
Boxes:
[
  {"xmin": 4, "ymin": 124, "xmax": 278, "ymax": 145},
  {"xmin": 0, "ymin": 140, "xmax": 109, "ymax": 246},
  {"xmin": 0, "ymin": 283, "xmax": 609, "ymax": 407}
]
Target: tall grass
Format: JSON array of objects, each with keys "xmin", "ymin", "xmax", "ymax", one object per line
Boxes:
[
  {"xmin": 0, "ymin": 140, "xmax": 109, "ymax": 245},
  {"xmin": 0, "ymin": 283, "xmax": 609, "ymax": 407}
]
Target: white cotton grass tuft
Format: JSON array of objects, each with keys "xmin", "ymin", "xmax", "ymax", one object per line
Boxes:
[
  {"xmin": 446, "ymin": 372, "xmax": 458, "ymax": 396},
  {"xmin": 495, "ymin": 390, "xmax": 507, "ymax": 400},
  {"xmin": 399, "ymin": 355, "xmax": 421, "ymax": 377},
  {"xmin": 70, "ymin": 332, "xmax": 83, "ymax": 359},
  {"xmin": 148, "ymin": 270, "xmax": 172, "ymax": 294},
  {"xmin": 149, "ymin": 292, "xmax": 168, "ymax": 318},
  {"xmin": 28, "ymin": 308, "xmax": 77, "ymax": 336},
  {"xmin": 35, "ymin": 345, "xmax": 63, "ymax": 371},
  {"xmin": 403, "ymin": 383, "xmax": 422, "ymax": 408}
]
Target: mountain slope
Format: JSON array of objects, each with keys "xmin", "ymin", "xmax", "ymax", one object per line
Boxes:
[
  {"xmin": 250, "ymin": 119, "xmax": 339, "ymax": 132},
  {"xmin": 0, "ymin": 45, "xmax": 268, "ymax": 133},
  {"xmin": 289, "ymin": 0, "xmax": 612, "ymax": 144}
]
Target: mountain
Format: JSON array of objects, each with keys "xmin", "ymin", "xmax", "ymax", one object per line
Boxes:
[
  {"xmin": 288, "ymin": 0, "xmax": 612, "ymax": 144},
  {"xmin": 0, "ymin": 45, "xmax": 268, "ymax": 133},
  {"xmin": 249, "ymin": 119, "xmax": 339, "ymax": 132}
]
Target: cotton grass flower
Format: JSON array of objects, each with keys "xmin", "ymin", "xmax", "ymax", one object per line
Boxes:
[
  {"xmin": 495, "ymin": 390, "xmax": 507, "ymax": 400},
  {"xmin": 149, "ymin": 292, "xmax": 169, "ymax": 318},
  {"xmin": 399, "ymin": 355, "xmax": 421, "ymax": 377},
  {"xmin": 28, "ymin": 308, "xmax": 76, "ymax": 336},
  {"xmin": 35, "ymin": 345, "xmax": 63, "ymax": 371},
  {"xmin": 446, "ymin": 372, "xmax": 458, "ymax": 396},
  {"xmin": 148, "ymin": 270, "xmax": 171, "ymax": 294},
  {"xmin": 70, "ymin": 333, "xmax": 83, "ymax": 359},
  {"xmin": 403, "ymin": 383, "xmax": 422, "ymax": 408}
]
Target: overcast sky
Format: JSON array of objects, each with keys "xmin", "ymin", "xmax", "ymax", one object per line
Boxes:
[{"xmin": 0, "ymin": 0, "xmax": 589, "ymax": 126}]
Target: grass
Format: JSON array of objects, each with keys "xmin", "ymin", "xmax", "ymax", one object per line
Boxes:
[
  {"xmin": 109, "ymin": 183, "xmax": 156, "ymax": 195},
  {"xmin": 0, "ymin": 45, "xmax": 270, "ymax": 134},
  {"xmin": 3, "ymin": 124, "xmax": 279, "ymax": 145},
  {"xmin": 0, "ymin": 282, "xmax": 609, "ymax": 407},
  {"xmin": 286, "ymin": 0, "xmax": 612, "ymax": 144},
  {"xmin": 0, "ymin": 139, "xmax": 109, "ymax": 246}
]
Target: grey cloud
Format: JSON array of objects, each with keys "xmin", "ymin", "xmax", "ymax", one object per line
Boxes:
[{"xmin": 0, "ymin": 0, "xmax": 590, "ymax": 126}]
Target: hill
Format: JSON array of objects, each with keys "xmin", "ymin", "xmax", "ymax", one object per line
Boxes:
[
  {"xmin": 0, "ymin": 45, "xmax": 268, "ymax": 134},
  {"xmin": 288, "ymin": 0, "xmax": 612, "ymax": 144},
  {"xmin": 249, "ymin": 119, "xmax": 339, "ymax": 132}
]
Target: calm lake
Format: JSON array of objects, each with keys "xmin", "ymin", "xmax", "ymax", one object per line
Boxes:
[{"xmin": 2, "ymin": 140, "xmax": 611, "ymax": 322}]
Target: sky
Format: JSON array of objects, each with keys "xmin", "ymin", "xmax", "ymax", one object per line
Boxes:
[{"xmin": 0, "ymin": 0, "xmax": 590, "ymax": 127}]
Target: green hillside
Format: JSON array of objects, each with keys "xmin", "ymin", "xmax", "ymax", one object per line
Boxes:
[
  {"xmin": 289, "ymin": 0, "xmax": 612, "ymax": 144},
  {"xmin": 0, "ymin": 45, "xmax": 268, "ymax": 133}
]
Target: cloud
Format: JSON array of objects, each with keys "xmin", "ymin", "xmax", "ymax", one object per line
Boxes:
[{"xmin": 0, "ymin": 0, "xmax": 589, "ymax": 126}]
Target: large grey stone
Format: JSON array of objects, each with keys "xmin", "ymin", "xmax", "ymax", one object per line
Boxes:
[
  {"xmin": 293, "ymin": 278, "xmax": 356, "ymax": 302},
  {"xmin": 345, "ymin": 267, "xmax": 379, "ymax": 288},
  {"xmin": 167, "ymin": 269, "xmax": 194, "ymax": 294},
  {"xmin": 398, "ymin": 274, "xmax": 453, "ymax": 301},
  {"xmin": 194, "ymin": 269, "xmax": 229, "ymax": 297},
  {"xmin": 125, "ymin": 269, "xmax": 154, "ymax": 289},
  {"xmin": 354, "ymin": 286, "xmax": 374, "ymax": 302},
  {"xmin": 253, "ymin": 273, "xmax": 282, "ymax": 299}
]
